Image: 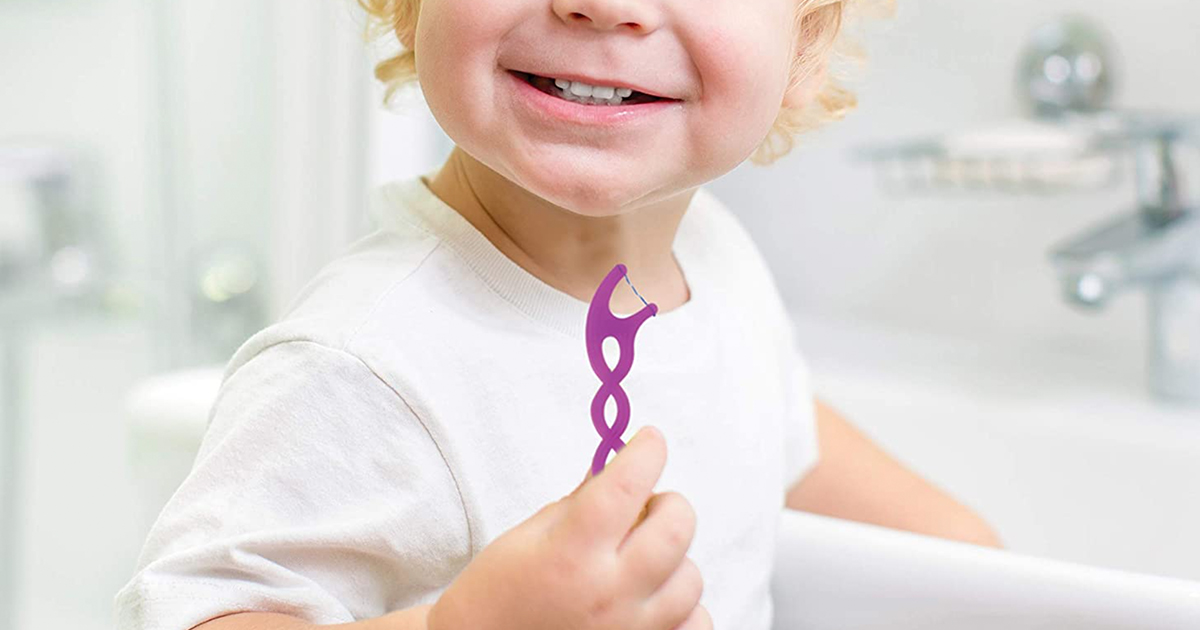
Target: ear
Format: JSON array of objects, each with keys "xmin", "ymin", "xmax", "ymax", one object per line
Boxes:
[{"xmin": 782, "ymin": 56, "xmax": 829, "ymax": 111}]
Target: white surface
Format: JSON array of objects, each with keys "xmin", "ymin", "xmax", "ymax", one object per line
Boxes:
[
  {"xmin": 791, "ymin": 312, "xmax": 1200, "ymax": 578},
  {"xmin": 766, "ymin": 312, "xmax": 1200, "ymax": 629},
  {"xmin": 125, "ymin": 366, "xmax": 222, "ymax": 445},
  {"xmin": 771, "ymin": 510, "xmax": 1200, "ymax": 630}
]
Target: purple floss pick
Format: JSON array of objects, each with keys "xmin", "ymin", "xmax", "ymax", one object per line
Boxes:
[{"xmin": 586, "ymin": 263, "xmax": 657, "ymax": 477}]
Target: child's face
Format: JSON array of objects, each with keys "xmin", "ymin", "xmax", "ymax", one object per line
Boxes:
[{"xmin": 414, "ymin": 0, "xmax": 803, "ymax": 214}]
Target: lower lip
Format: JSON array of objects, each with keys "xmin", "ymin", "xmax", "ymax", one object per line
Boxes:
[{"xmin": 506, "ymin": 71, "xmax": 680, "ymax": 127}]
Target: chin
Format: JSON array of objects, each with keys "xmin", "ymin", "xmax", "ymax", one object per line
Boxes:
[{"xmin": 510, "ymin": 156, "xmax": 658, "ymax": 216}]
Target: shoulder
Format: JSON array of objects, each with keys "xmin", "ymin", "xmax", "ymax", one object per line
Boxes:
[
  {"xmin": 223, "ymin": 233, "xmax": 433, "ymax": 383},
  {"xmin": 224, "ymin": 179, "xmax": 446, "ymax": 384},
  {"xmin": 208, "ymin": 339, "xmax": 402, "ymax": 440}
]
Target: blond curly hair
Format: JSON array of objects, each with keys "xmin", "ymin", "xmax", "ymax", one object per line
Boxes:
[{"xmin": 356, "ymin": 0, "xmax": 891, "ymax": 165}]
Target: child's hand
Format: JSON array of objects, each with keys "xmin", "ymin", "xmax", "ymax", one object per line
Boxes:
[{"xmin": 426, "ymin": 425, "xmax": 710, "ymax": 630}]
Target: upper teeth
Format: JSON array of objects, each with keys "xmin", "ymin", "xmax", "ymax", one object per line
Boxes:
[{"xmin": 553, "ymin": 78, "xmax": 635, "ymax": 105}]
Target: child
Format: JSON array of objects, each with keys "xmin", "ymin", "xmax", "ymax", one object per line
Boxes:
[{"xmin": 117, "ymin": 0, "xmax": 998, "ymax": 628}]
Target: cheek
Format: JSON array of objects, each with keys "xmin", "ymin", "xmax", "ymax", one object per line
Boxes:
[
  {"xmin": 685, "ymin": 19, "xmax": 793, "ymax": 161},
  {"xmin": 415, "ymin": 1, "xmax": 515, "ymax": 130}
]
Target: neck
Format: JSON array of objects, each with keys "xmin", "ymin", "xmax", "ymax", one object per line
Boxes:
[{"xmin": 425, "ymin": 146, "xmax": 694, "ymax": 314}]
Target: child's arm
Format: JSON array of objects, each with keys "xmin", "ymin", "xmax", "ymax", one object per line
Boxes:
[
  {"xmin": 196, "ymin": 606, "xmax": 433, "ymax": 630},
  {"xmin": 193, "ymin": 606, "xmax": 433, "ymax": 630},
  {"xmin": 784, "ymin": 398, "xmax": 1003, "ymax": 548}
]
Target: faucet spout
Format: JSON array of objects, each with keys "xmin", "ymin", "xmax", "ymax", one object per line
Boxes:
[
  {"xmin": 1047, "ymin": 129, "xmax": 1200, "ymax": 403},
  {"xmin": 1050, "ymin": 211, "xmax": 1200, "ymax": 308}
]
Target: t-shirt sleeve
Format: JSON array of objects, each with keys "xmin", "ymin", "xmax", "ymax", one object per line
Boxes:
[{"xmin": 114, "ymin": 339, "xmax": 470, "ymax": 630}]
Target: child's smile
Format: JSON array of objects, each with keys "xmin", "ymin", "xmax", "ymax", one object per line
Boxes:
[
  {"xmin": 511, "ymin": 70, "xmax": 677, "ymax": 107},
  {"xmin": 505, "ymin": 68, "xmax": 684, "ymax": 127}
]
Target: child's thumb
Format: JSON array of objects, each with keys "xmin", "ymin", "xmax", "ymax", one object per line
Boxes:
[
  {"xmin": 568, "ymin": 466, "xmax": 593, "ymax": 499},
  {"xmin": 567, "ymin": 427, "xmax": 649, "ymax": 500}
]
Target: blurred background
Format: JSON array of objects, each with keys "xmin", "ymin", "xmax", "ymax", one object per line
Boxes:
[{"xmin": 1, "ymin": 1, "xmax": 1197, "ymax": 629}]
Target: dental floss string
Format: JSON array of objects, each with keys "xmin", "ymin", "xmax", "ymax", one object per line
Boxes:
[
  {"xmin": 585, "ymin": 263, "xmax": 657, "ymax": 477},
  {"xmin": 623, "ymin": 273, "xmax": 651, "ymax": 309}
]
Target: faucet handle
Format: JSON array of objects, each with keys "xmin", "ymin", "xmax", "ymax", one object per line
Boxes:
[{"xmin": 1135, "ymin": 133, "xmax": 1189, "ymax": 226}]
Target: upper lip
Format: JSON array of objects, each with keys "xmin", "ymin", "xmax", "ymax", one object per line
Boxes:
[{"xmin": 512, "ymin": 69, "xmax": 681, "ymax": 101}]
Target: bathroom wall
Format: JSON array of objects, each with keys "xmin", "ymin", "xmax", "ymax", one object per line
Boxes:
[
  {"xmin": 0, "ymin": 0, "xmax": 155, "ymax": 292},
  {"xmin": 706, "ymin": 0, "xmax": 1200, "ymax": 365},
  {"xmin": 1, "ymin": 2, "xmax": 383, "ymax": 630},
  {"xmin": 1, "ymin": 3, "xmax": 155, "ymax": 629}
]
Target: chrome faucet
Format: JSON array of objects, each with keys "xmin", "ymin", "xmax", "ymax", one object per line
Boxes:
[
  {"xmin": 855, "ymin": 15, "xmax": 1200, "ymax": 403},
  {"xmin": 1049, "ymin": 128, "xmax": 1200, "ymax": 403}
]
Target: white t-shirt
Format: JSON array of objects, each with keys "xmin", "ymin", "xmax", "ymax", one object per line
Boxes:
[{"xmin": 115, "ymin": 175, "xmax": 820, "ymax": 630}]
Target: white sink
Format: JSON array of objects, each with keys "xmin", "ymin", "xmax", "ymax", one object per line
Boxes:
[
  {"xmin": 772, "ymin": 509, "xmax": 1200, "ymax": 629},
  {"xmin": 769, "ymin": 313, "xmax": 1200, "ymax": 629}
]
